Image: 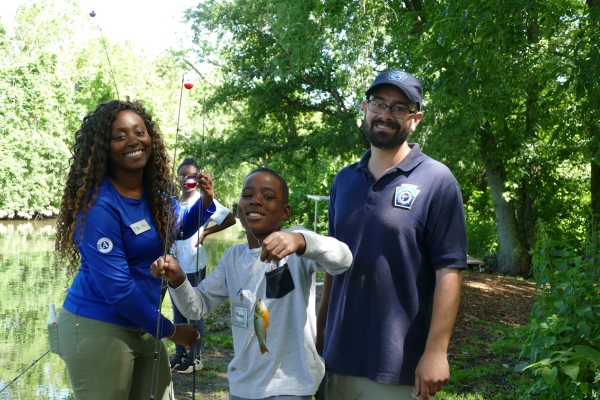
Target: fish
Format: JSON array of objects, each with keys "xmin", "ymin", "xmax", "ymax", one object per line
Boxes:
[{"xmin": 254, "ymin": 298, "xmax": 269, "ymax": 354}]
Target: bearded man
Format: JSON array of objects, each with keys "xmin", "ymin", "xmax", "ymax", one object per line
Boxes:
[{"xmin": 317, "ymin": 70, "xmax": 467, "ymax": 400}]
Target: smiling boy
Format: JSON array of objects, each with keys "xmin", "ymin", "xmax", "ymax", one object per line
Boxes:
[{"xmin": 151, "ymin": 168, "xmax": 352, "ymax": 400}]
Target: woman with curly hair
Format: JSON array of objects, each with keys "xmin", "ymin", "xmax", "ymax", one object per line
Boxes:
[{"xmin": 53, "ymin": 99, "xmax": 216, "ymax": 400}]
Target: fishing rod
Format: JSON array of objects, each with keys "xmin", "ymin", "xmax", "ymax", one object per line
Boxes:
[
  {"xmin": 89, "ymin": 9, "xmax": 120, "ymax": 99},
  {"xmin": 187, "ymin": 95, "xmax": 207, "ymax": 399},
  {"xmin": 150, "ymin": 71, "xmax": 194, "ymax": 399},
  {"xmin": 0, "ymin": 350, "xmax": 50, "ymax": 395}
]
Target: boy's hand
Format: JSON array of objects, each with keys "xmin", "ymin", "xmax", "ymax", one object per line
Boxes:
[
  {"xmin": 197, "ymin": 173, "xmax": 214, "ymax": 209},
  {"xmin": 260, "ymin": 232, "xmax": 306, "ymax": 262},
  {"xmin": 168, "ymin": 324, "xmax": 201, "ymax": 350},
  {"xmin": 149, "ymin": 255, "xmax": 186, "ymax": 288}
]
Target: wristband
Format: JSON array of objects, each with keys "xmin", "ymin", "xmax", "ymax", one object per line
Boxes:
[{"xmin": 168, "ymin": 325, "xmax": 177, "ymax": 339}]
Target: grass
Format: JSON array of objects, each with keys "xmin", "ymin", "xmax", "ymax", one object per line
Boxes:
[
  {"xmin": 203, "ymin": 333, "xmax": 234, "ymax": 350},
  {"xmin": 315, "ymin": 271, "xmax": 324, "ymax": 283},
  {"xmin": 189, "ymin": 307, "xmax": 535, "ymax": 399},
  {"xmin": 167, "ymin": 272, "xmax": 540, "ymax": 399},
  {"xmin": 439, "ymin": 322, "xmax": 534, "ymax": 400}
]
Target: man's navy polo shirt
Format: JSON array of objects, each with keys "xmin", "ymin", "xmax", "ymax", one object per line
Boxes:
[{"xmin": 324, "ymin": 143, "xmax": 467, "ymax": 385}]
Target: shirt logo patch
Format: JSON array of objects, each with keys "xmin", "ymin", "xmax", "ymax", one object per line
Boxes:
[
  {"xmin": 394, "ymin": 184, "xmax": 420, "ymax": 209},
  {"xmin": 97, "ymin": 237, "xmax": 113, "ymax": 253},
  {"xmin": 389, "ymin": 71, "xmax": 408, "ymax": 82}
]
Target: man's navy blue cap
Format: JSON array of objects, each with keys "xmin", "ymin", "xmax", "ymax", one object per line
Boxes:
[{"xmin": 365, "ymin": 70, "xmax": 423, "ymax": 111}]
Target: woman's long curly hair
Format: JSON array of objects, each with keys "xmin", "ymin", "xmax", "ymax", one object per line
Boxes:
[{"xmin": 55, "ymin": 99, "xmax": 175, "ymax": 277}]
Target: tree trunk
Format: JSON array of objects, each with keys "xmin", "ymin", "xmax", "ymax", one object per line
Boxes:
[{"xmin": 479, "ymin": 128, "xmax": 531, "ymax": 277}]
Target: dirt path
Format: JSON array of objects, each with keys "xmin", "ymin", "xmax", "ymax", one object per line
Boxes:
[{"xmin": 172, "ymin": 271, "xmax": 537, "ymax": 399}]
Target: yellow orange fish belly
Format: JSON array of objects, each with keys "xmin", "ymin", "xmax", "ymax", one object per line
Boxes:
[{"xmin": 254, "ymin": 299, "xmax": 269, "ymax": 354}]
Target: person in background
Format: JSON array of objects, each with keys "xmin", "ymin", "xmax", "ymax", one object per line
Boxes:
[
  {"xmin": 317, "ymin": 70, "xmax": 467, "ymax": 400},
  {"xmin": 54, "ymin": 99, "xmax": 215, "ymax": 400},
  {"xmin": 151, "ymin": 168, "xmax": 353, "ymax": 400},
  {"xmin": 170, "ymin": 157, "xmax": 236, "ymax": 374}
]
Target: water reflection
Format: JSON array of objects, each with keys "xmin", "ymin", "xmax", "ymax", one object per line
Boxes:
[{"xmin": 0, "ymin": 219, "xmax": 244, "ymax": 399}]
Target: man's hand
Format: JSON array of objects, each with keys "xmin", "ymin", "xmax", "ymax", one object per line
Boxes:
[
  {"xmin": 415, "ymin": 349, "xmax": 449, "ymax": 399},
  {"xmin": 415, "ymin": 267, "xmax": 462, "ymax": 399}
]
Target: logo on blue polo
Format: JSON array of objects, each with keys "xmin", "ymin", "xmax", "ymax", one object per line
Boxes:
[
  {"xmin": 389, "ymin": 71, "xmax": 408, "ymax": 82},
  {"xmin": 394, "ymin": 184, "xmax": 420, "ymax": 209},
  {"xmin": 97, "ymin": 237, "xmax": 113, "ymax": 253}
]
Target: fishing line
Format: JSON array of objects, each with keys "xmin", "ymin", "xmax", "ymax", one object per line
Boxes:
[
  {"xmin": 0, "ymin": 350, "xmax": 50, "ymax": 395},
  {"xmin": 237, "ymin": 202, "xmax": 278, "ymax": 272},
  {"xmin": 238, "ymin": 203, "xmax": 264, "ymax": 248},
  {"xmin": 187, "ymin": 94, "xmax": 206, "ymax": 398},
  {"xmin": 150, "ymin": 71, "xmax": 191, "ymax": 400},
  {"xmin": 202, "ymin": 124, "xmax": 226, "ymax": 179},
  {"xmin": 89, "ymin": 9, "xmax": 120, "ymax": 99}
]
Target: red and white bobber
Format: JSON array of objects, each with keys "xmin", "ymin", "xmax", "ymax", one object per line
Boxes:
[{"xmin": 183, "ymin": 73, "xmax": 194, "ymax": 90}]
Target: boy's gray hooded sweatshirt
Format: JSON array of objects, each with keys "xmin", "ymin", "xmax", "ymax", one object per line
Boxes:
[{"xmin": 169, "ymin": 227, "xmax": 352, "ymax": 399}]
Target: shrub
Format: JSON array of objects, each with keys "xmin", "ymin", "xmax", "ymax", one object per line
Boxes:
[
  {"xmin": 481, "ymin": 251, "xmax": 498, "ymax": 273},
  {"xmin": 518, "ymin": 226, "xmax": 600, "ymax": 399}
]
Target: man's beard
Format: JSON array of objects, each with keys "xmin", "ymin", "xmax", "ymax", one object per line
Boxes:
[{"xmin": 363, "ymin": 117, "xmax": 411, "ymax": 149}]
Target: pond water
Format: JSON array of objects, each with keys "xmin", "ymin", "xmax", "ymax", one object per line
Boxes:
[{"xmin": 0, "ymin": 219, "xmax": 245, "ymax": 399}]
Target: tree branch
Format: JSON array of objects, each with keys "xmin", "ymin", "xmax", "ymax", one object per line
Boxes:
[
  {"xmin": 402, "ymin": 0, "xmax": 426, "ymax": 33},
  {"xmin": 183, "ymin": 59, "xmax": 243, "ymax": 119},
  {"xmin": 281, "ymin": 95, "xmax": 334, "ymax": 115}
]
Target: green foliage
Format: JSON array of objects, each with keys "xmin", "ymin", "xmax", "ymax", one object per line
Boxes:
[
  {"xmin": 277, "ymin": 146, "xmax": 354, "ymax": 234},
  {"xmin": 481, "ymin": 252, "xmax": 498, "ymax": 274},
  {"xmin": 180, "ymin": 0, "xmax": 598, "ymax": 277},
  {"xmin": 464, "ymin": 188, "xmax": 498, "ymax": 258},
  {"xmin": 184, "ymin": 0, "xmax": 369, "ymax": 230},
  {"xmin": 0, "ymin": 1, "xmax": 220, "ymax": 220},
  {"xmin": 203, "ymin": 333, "xmax": 234, "ymax": 350},
  {"xmin": 0, "ymin": 2, "xmax": 82, "ymax": 218},
  {"xmin": 519, "ymin": 225, "xmax": 600, "ymax": 399},
  {"xmin": 441, "ymin": 321, "xmax": 532, "ymax": 399},
  {"xmin": 203, "ymin": 298, "xmax": 231, "ymax": 333}
]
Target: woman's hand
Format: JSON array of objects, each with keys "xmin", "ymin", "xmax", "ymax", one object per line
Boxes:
[
  {"xmin": 168, "ymin": 324, "xmax": 201, "ymax": 350},
  {"xmin": 260, "ymin": 232, "xmax": 306, "ymax": 262},
  {"xmin": 149, "ymin": 255, "xmax": 186, "ymax": 288}
]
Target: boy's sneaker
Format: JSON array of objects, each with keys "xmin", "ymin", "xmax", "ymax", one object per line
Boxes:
[
  {"xmin": 173, "ymin": 357, "xmax": 203, "ymax": 374},
  {"xmin": 169, "ymin": 353, "xmax": 185, "ymax": 369}
]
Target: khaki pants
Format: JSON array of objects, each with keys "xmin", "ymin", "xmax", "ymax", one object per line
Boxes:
[
  {"xmin": 57, "ymin": 308, "xmax": 174, "ymax": 400},
  {"xmin": 318, "ymin": 372, "xmax": 421, "ymax": 400}
]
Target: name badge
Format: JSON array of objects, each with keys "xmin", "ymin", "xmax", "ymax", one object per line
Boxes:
[
  {"xmin": 130, "ymin": 219, "xmax": 151, "ymax": 235},
  {"xmin": 232, "ymin": 303, "xmax": 249, "ymax": 329},
  {"xmin": 394, "ymin": 184, "xmax": 420, "ymax": 209}
]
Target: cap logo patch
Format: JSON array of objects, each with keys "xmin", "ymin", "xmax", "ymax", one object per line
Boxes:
[
  {"xmin": 394, "ymin": 184, "xmax": 420, "ymax": 209},
  {"xmin": 389, "ymin": 71, "xmax": 408, "ymax": 82},
  {"xmin": 97, "ymin": 237, "xmax": 113, "ymax": 253}
]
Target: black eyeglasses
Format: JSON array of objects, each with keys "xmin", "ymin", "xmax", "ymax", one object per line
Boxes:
[{"xmin": 366, "ymin": 100, "xmax": 416, "ymax": 120}]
